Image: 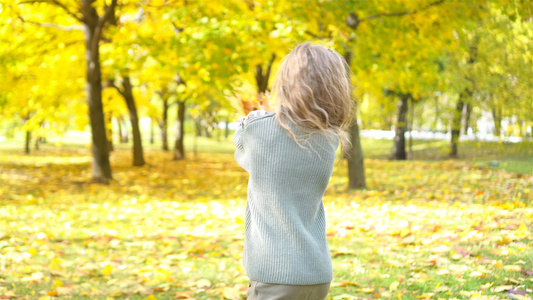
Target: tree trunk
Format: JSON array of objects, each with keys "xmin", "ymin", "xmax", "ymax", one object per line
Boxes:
[
  {"xmin": 255, "ymin": 53, "xmax": 276, "ymax": 94},
  {"xmin": 25, "ymin": 130, "xmax": 31, "ymax": 154},
  {"xmin": 34, "ymin": 134, "xmax": 40, "ymax": 151},
  {"xmin": 106, "ymin": 113, "xmax": 114, "ymax": 152},
  {"xmin": 343, "ymin": 50, "xmax": 366, "ymax": 189},
  {"xmin": 461, "ymin": 103, "xmax": 470, "ymax": 135},
  {"xmin": 224, "ymin": 118, "xmax": 230, "ymax": 139},
  {"xmin": 82, "ymin": 0, "xmax": 115, "ymax": 183},
  {"xmin": 193, "ymin": 129, "xmax": 198, "ymax": 157},
  {"xmin": 121, "ymin": 116, "xmax": 129, "ymax": 143},
  {"xmin": 117, "ymin": 116, "xmax": 124, "ymax": 143},
  {"xmin": 160, "ymin": 97, "xmax": 169, "ymax": 151},
  {"xmin": 408, "ymin": 97, "xmax": 414, "ymax": 160},
  {"xmin": 466, "ymin": 104, "xmax": 472, "ymax": 134},
  {"xmin": 204, "ymin": 120, "xmax": 212, "ymax": 138},
  {"xmin": 391, "ymin": 94, "xmax": 409, "ymax": 160},
  {"xmin": 150, "ymin": 118, "xmax": 154, "ymax": 144},
  {"xmin": 173, "ymin": 100, "xmax": 186, "ymax": 160},
  {"xmin": 121, "ymin": 76, "xmax": 145, "ymax": 166},
  {"xmin": 38, "ymin": 121, "xmax": 46, "ymax": 145},
  {"xmin": 450, "ymin": 99, "xmax": 465, "ymax": 158},
  {"xmin": 347, "ymin": 121, "xmax": 366, "ymax": 189},
  {"xmin": 434, "ymin": 96, "xmax": 440, "ymax": 132},
  {"xmin": 195, "ymin": 117, "xmax": 202, "ymax": 137},
  {"xmin": 492, "ymin": 107, "xmax": 502, "ymax": 137}
]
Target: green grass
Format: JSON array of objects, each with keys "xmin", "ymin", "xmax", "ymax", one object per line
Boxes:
[
  {"xmin": 472, "ymin": 157, "xmax": 533, "ymax": 174},
  {"xmin": 360, "ymin": 138, "xmax": 533, "ymax": 175},
  {"xmin": 0, "ymin": 139, "xmax": 531, "ymax": 299},
  {"xmin": 1, "ymin": 128, "xmax": 531, "ymax": 299},
  {"xmin": 2, "ymin": 129, "xmax": 532, "ymax": 174}
]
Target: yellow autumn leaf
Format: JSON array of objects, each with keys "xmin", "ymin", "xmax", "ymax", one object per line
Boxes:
[
  {"xmin": 389, "ymin": 281, "xmax": 400, "ymax": 291},
  {"xmin": 493, "ymin": 285, "xmax": 513, "ymax": 292},
  {"xmin": 355, "ymin": 288, "xmax": 375, "ymax": 293},
  {"xmin": 494, "ymin": 260, "xmax": 504, "ymax": 269},
  {"xmin": 221, "ymin": 286, "xmax": 242, "ymax": 300},
  {"xmin": 152, "ymin": 268, "xmax": 172, "ymax": 284},
  {"xmin": 516, "ymin": 223, "xmax": 530, "ymax": 238},
  {"xmin": 57, "ymin": 287, "xmax": 73, "ymax": 295},
  {"xmin": 503, "ymin": 265, "xmax": 522, "ymax": 272},
  {"xmin": 416, "ymin": 293, "xmax": 434, "ymax": 298},
  {"xmin": 470, "ymin": 271, "xmax": 484, "ymax": 277},
  {"xmin": 53, "ymin": 279, "xmax": 62, "ymax": 287},
  {"xmin": 434, "ymin": 286, "xmax": 449, "ymax": 293},
  {"xmin": 333, "ymin": 295, "xmax": 359, "ymax": 300},
  {"xmin": 196, "ymin": 279, "xmax": 212, "ymax": 288},
  {"xmin": 481, "ymin": 282, "xmax": 493, "ymax": 289},
  {"xmin": 101, "ymin": 264, "xmax": 113, "ymax": 276}
]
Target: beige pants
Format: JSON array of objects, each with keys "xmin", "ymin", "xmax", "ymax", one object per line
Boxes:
[{"xmin": 247, "ymin": 280, "xmax": 330, "ymax": 300}]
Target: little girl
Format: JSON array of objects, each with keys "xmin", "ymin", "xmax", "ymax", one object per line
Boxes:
[{"xmin": 234, "ymin": 42, "xmax": 354, "ymax": 300}]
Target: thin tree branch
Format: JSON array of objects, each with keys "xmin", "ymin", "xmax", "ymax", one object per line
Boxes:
[
  {"xmin": 264, "ymin": 53, "xmax": 276, "ymax": 82},
  {"xmin": 244, "ymin": 0, "xmax": 255, "ymax": 11},
  {"xmin": 19, "ymin": 0, "xmax": 47, "ymax": 3},
  {"xmin": 97, "ymin": 0, "xmax": 118, "ymax": 31},
  {"xmin": 106, "ymin": 79, "xmax": 126, "ymax": 98},
  {"xmin": 304, "ymin": 30, "xmax": 323, "ymax": 39},
  {"xmin": 144, "ymin": 0, "xmax": 181, "ymax": 8},
  {"xmin": 93, "ymin": 0, "xmax": 116, "ymax": 41},
  {"xmin": 19, "ymin": 0, "xmax": 83, "ymax": 23},
  {"xmin": 6, "ymin": 34, "xmax": 81, "ymax": 57},
  {"xmin": 171, "ymin": 22, "xmax": 185, "ymax": 35},
  {"xmin": 18, "ymin": 16, "xmax": 83, "ymax": 31},
  {"xmin": 363, "ymin": 0, "xmax": 446, "ymax": 21},
  {"xmin": 347, "ymin": 0, "xmax": 447, "ymax": 31},
  {"xmin": 90, "ymin": 0, "xmax": 118, "ymax": 65},
  {"xmin": 176, "ymin": 73, "xmax": 186, "ymax": 86},
  {"xmin": 49, "ymin": 0, "xmax": 83, "ymax": 22}
]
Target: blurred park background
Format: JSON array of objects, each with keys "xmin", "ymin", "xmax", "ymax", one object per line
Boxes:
[{"xmin": 0, "ymin": 0, "xmax": 532, "ymax": 299}]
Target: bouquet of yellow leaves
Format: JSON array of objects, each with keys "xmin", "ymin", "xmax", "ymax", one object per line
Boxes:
[{"xmin": 227, "ymin": 91, "xmax": 275, "ymax": 116}]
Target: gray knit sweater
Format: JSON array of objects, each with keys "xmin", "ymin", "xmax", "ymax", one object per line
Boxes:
[{"xmin": 234, "ymin": 111, "xmax": 338, "ymax": 285}]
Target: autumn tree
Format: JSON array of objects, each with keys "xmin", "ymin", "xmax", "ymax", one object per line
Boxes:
[
  {"xmin": 140, "ymin": 0, "xmax": 257, "ymax": 159},
  {"xmin": 225, "ymin": 0, "xmax": 366, "ymax": 188},
  {"xmin": 11, "ymin": 0, "xmax": 119, "ymax": 182},
  {"xmin": 439, "ymin": 1, "xmax": 532, "ymax": 156},
  {"xmin": 80, "ymin": 0, "xmax": 117, "ymax": 181},
  {"xmin": 101, "ymin": 3, "xmax": 151, "ymax": 166},
  {"xmin": 277, "ymin": 0, "xmax": 449, "ymax": 185},
  {"xmin": 344, "ymin": 1, "xmax": 488, "ymax": 163},
  {"xmin": 223, "ymin": 0, "xmax": 302, "ymax": 113},
  {"xmin": 0, "ymin": 1, "xmax": 85, "ymax": 154}
]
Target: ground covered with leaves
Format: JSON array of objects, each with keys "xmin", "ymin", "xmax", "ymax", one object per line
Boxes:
[{"xmin": 0, "ymin": 147, "xmax": 532, "ymax": 299}]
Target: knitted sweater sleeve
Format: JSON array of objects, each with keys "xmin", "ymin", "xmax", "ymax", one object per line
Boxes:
[
  {"xmin": 233, "ymin": 110, "xmax": 269, "ymax": 170},
  {"xmin": 234, "ymin": 123, "xmax": 244, "ymax": 151},
  {"xmin": 233, "ymin": 123, "xmax": 247, "ymax": 171}
]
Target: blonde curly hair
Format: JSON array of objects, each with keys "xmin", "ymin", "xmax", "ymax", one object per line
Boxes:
[{"xmin": 273, "ymin": 42, "xmax": 355, "ymax": 149}]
